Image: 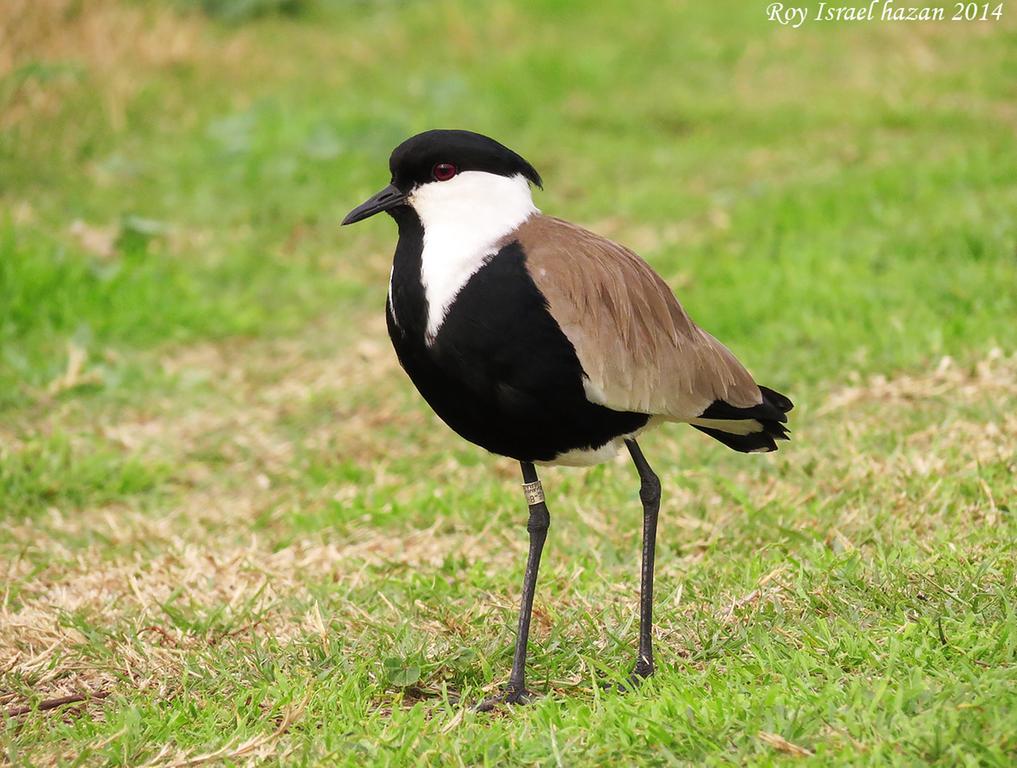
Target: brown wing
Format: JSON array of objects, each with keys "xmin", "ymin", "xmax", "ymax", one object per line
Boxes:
[{"xmin": 515, "ymin": 215, "xmax": 763, "ymax": 420}]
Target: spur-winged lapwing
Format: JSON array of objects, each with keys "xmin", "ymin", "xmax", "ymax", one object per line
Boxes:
[{"xmin": 343, "ymin": 129, "xmax": 793, "ymax": 709}]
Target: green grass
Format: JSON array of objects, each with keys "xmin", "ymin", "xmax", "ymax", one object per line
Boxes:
[{"xmin": 2, "ymin": 1, "xmax": 1015, "ymax": 765}]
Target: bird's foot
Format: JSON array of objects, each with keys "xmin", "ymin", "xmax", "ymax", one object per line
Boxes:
[
  {"xmin": 625, "ymin": 660, "xmax": 655, "ymax": 689},
  {"xmin": 603, "ymin": 661, "xmax": 654, "ymax": 693},
  {"xmin": 474, "ymin": 685, "xmax": 537, "ymax": 712}
]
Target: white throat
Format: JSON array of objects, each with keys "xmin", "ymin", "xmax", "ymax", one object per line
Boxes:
[{"xmin": 410, "ymin": 171, "xmax": 538, "ymax": 342}]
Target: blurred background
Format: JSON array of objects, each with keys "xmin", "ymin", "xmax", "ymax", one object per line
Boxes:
[
  {"xmin": 4, "ymin": 0, "xmax": 1015, "ymax": 400},
  {"xmin": 2, "ymin": 0, "xmax": 1015, "ymax": 763}
]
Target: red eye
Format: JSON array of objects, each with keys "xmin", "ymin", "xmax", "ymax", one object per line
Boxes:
[{"xmin": 432, "ymin": 163, "xmax": 457, "ymax": 181}]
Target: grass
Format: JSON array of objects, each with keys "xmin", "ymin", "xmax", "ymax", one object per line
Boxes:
[{"xmin": 2, "ymin": 0, "xmax": 1016, "ymax": 764}]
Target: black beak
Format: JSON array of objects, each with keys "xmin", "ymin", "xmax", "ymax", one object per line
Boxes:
[{"xmin": 342, "ymin": 184, "xmax": 406, "ymax": 225}]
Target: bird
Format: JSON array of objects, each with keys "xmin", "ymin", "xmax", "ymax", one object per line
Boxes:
[{"xmin": 342, "ymin": 129, "xmax": 792, "ymax": 710}]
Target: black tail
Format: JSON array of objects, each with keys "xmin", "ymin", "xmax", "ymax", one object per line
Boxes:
[{"xmin": 689, "ymin": 385, "xmax": 794, "ymax": 453}]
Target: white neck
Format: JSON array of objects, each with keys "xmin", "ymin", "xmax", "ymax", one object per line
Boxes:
[{"xmin": 409, "ymin": 171, "xmax": 538, "ymax": 342}]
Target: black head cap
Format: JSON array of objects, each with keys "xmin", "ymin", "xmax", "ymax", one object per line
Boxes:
[{"xmin": 388, "ymin": 129, "xmax": 542, "ymax": 192}]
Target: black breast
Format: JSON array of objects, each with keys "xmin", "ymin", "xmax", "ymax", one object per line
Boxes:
[{"xmin": 385, "ymin": 210, "xmax": 648, "ymax": 463}]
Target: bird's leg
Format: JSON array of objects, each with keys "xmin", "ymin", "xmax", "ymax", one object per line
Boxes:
[
  {"xmin": 625, "ymin": 438, "xmax": 660, "ymax": 682},
  {"xmin": 475, "ymin": 461, "xmax": 550, "ymax": 711}
]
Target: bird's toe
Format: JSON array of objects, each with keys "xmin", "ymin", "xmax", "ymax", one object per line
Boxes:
[
  {"xmin": 474, "ymin": 686, "xmax": 537, "ymax": 712},
  {"xmin": 600, "ymin": 662, "xmax": 655, "ymax": 693}
]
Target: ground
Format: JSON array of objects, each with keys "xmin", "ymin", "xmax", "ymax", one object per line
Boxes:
[{"xmin": 1, "ymin": 1, "xmax": 1015, "ymax": 765}]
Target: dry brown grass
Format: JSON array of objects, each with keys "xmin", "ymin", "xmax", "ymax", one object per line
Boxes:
[
  {"xmin": 0, "ymin": 0, "xmax": 257, "ymax": 134},
  {"xmin": 1, "ymin": 516, "xmax": 519, "ymax": 714},
  {"xmin": 817, "ymin": 347, "xmax": 1017, "ymax": 415}
]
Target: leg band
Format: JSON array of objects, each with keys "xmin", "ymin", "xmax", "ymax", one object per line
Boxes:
[{"xmin": 521, "ymin": 480, "xmax": 545, "ymax": 506}]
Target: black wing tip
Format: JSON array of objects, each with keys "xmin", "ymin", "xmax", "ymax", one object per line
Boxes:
[
  {"xmin": 692, "ymin": 385, "xmax": 794, "ymax": 453},
  {"xmin": 759, "ymin": 385, "xmax": 794, "ymax": 414},
  {"xmin": 692, "ymin": 422, "xmax": 791, "ymax": 453},
  {"xmin": 698, "ymin": 384, "xmax": 794, "ymax": 425}
]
